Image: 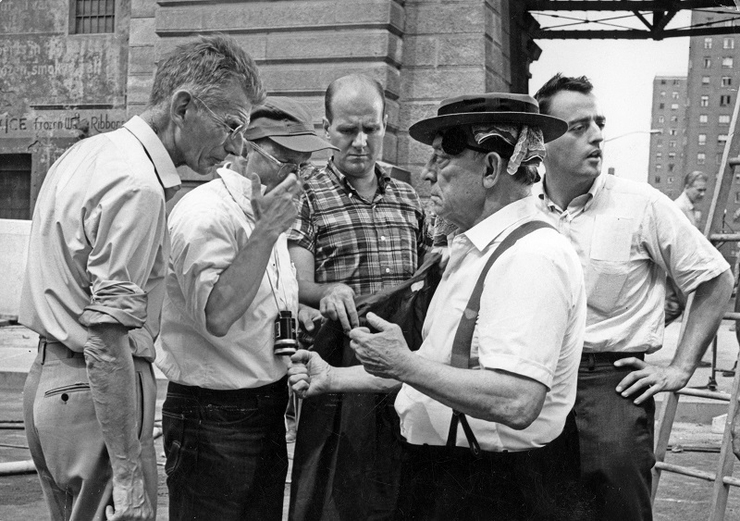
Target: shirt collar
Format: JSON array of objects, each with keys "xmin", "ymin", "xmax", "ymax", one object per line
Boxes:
[
  {"xmin": 123, "ymin": 116, "xmax": 181, "ymax": 191},
  {"xmin": 327, "ymin": 159, "xmax": 391, "ymax": 197},
  {"xmin": 535, "ymin": 172, "xmax": 605, "ymax": 213},
  {"xmin": 216, "ymin": 165, "xmax": 260, "ymax": 220},
  {"xmin": 462, "ymin": 196, "xmax": 541, "ymax": 253}
]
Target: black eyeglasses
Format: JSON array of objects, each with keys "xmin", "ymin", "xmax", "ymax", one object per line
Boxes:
[{"xmin": 440, "ymin": 128, "xmax": 490, "ymax": 156}]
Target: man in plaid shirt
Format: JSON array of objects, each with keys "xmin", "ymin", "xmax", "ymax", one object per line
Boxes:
[{"xmin": 288, "ymin": 74, "xmax": 429, "ymax": 520}]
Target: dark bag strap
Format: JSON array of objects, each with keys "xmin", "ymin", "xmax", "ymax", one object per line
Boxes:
[{"xmin": 446, "ymin": 220, "xmax": 555, "ymax": 455}]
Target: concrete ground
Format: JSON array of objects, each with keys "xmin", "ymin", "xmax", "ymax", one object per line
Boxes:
[{"xmin": 1, "ymin": 320, "xmax": 740, "ymax": 520}]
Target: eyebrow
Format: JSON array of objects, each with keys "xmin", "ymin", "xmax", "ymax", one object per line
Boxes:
[{"xmin": 568, "ymin": 116, "xmax": 606, "ymax": 126}]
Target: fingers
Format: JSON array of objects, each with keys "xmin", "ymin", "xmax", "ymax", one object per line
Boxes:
[
  {"xmin": 105, "ymin": 506, "xmax": 115, "ymax": 521},
  {"xmin": 290, "ymin": 349, "xmax": 312, "ymax": 366},
  {"xmin": 365, "ymin": 312, "xmax": 391, "ymax": 331},
  {"xmin": 613, "ymin": 357, "xmax": 646, "ymax": 370}
]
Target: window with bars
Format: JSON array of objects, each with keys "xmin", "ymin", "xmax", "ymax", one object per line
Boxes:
[{"xmin": 72, "ymin": 0, "xmax": 115, "ymax": 34}]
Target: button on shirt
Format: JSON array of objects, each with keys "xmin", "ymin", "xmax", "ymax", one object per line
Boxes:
[
  {"xmin": 19, "ymin": 116, "xmax": 180, "ymax": 360},
  {"xmin": 156, "ymin": 168, "xmax": 298, "ymax": 390},
  {"xmin": 534, "ymin": 173, "xmax": 729, "ymax": 354},
  {"xmin": 394, "ymin": 197, "xmax": 586, "ymax": 452},
  {"xmin": 288, "ymin": 161, "xmax": 428, "ymax": 295}
]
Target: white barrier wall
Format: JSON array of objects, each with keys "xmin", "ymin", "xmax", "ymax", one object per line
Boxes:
[{"xmin": 0, "ymin": 220, "xmax": 31, "ymax": 319}]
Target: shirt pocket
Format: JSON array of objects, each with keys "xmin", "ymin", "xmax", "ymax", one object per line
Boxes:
[{"xmin": 586, "ymin": 215, "xmax": 632, "ymax": 313}]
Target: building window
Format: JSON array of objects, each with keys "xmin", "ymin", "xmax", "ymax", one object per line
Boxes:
[
  {"xmin": 704, "ymin": 37, "xmax": 713, "ymax": 49},
  {"xmin": 661, "ymin": 79, "xmax": 667, "ymax": 85},
  {"xmin": 697, "ymin": 153, "xmax": 706, "ymax": 164},
  {"xmin": 701, "ymin": 95, "xmax": 709, "ymax": 107},
  {"xmin": 671, "ymin": 115, "xmax": 679, "ymax": 122},
  {"xmin": 673, "ymin": 79, "xmax": 680, "ymax": 85},
  {"xmin": 0, "ymin": 154, "xmax": 32, "ymax": 220},
  {"xmin": 702, "ymin": 76, "xmax": 711, "ymax": 85},
  {"xmin": 699, "ymin": 134, "xmax": 707, "ymax": 145},
  {"xmin": 721, "ymin": 95, "xmax": 732, "ymax": 106},
  {"xmin": 669, "ymin": 128, "xmax": 678, "ymax": 136},
  {"xmin": 670, "ymin": 103, "xmax": 679, "ymax": 110},
  {"xmin": 655, "ymin": 176, "xmax": 661, "ymax": 183},
  {"xmin": 704, "ymin": 57, "xmax": 712, "ymax": 68},
  {"xmin": 735, "ymin": 192, "xmax": 740, "ymax": 204},
  {"xmin": 658, "ymin": 115, "xmax": 665, "ymax": 123},
  {"xmin": 71, "ymin": 0, "xmax": 115, "ymax": 34},
  {"xmin": 722, "ymin": 76, "xmax": 733, "ymax": 87},
  {"xmin": 656, "ymin": 164, "xmax": 663, "ymax": 170},
  {"xmin": 657, "ymin": 140, "xmax": 663, "ymax": 148},
  {"xmin": 671, "ymin": 92, "xmax": 679, "ymax": 99},
  {"xmin": 668, "ymin": 152, "xmax": 676, "ymax": 159},
  {"xmin": 700, "ymin": 114, "xmax": 708, "ymax": 124},
  {"xmin": 660, "ymin": 90, "xmax": 666, "ymax": 97},
  {"xmin": 719, "ymin": 115, "xmax": 731, "ymax": 124},
  {"xmin": 669, "ymin": 140, "xmax": 676, "ymax": 148},
  {"xmin": 722, "ymin": 57, "xmax": 734, "ymax": 68},
  {"xmin": 668, "ymin": 164, "xmax": 675, "ymax": 172},
  {"xmin": 659, "ymin": 103, "xmax": 665, "ymax": 109},
  {"xmin": 724, "ymin": 37, "xmax": 735, "ymax": 49},
  {"xmin": 668, "ymin": 176, "xmax": 674, "ymax": 184},
  {"xmin": 719, "ymin": 134, "xmax": 729, "ymax": 146},
  {"xmin": 656, "ymin": 152, "xmax": 663, "ymax": 160}
]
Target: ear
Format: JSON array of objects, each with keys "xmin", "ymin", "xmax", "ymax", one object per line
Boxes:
[
  {"xmin": 322, "ymin": 117, "xmax": 331, "ymax": 138},
  {"xmin": 171, "ymin": 90, "xmax": 194, "ymax": 129},
  {"xmin": 482, "ymin": 152, "xmax": 504, "ymax": 189}
]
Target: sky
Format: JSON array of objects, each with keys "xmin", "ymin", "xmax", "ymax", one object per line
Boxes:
[{"xmin": 528, "ymin": 11, "xmax": 693, "ymax": 183}]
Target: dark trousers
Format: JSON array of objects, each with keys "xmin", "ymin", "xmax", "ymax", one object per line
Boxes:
[
  {"xmin": 394, "ymin": 413, "xmax": 586, "ymax": 521},
  {"xmin": 163, "ymin": 377, "xmax": 289, "ymax": 521},
  {"xmin": 575, "ymin": 353, "xmax": 655, "ymax": 521}
]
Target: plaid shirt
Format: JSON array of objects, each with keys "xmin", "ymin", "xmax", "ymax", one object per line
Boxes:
[{"xmin": 289, "ymin": 160, "xmax": 430, "ymax": 296}]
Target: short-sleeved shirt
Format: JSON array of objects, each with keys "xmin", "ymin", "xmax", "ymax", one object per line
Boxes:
[
  {"xmin": 534, "ymin": 173, "xmax": 729, "ymax": 354},
  {"xmin": 156, "ymin": 167, "xmax": 298, "ymax": 390},
  {"xmin": 19, "ymin": 116, "xmax": 180, "ymax": 360},
  {"xmin": 394, "ymin": 197, "xmax": 586, "ymax": 452},
  {"xmin": 674, "ymin": 191, "xmax": 699, "ymax": 228},
  {"xmin": 288, "ymin": 161, "xmax": 428, "ymax": 295}
]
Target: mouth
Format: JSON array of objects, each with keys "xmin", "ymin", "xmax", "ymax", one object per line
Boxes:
[{"xmin": 587, "ymin": 149, "xmax": 602, "ymax": 160}]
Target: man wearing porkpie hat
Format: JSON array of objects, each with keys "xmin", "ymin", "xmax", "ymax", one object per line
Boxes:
[
  {"xmin": 156, "ymin": 97, "xmax": 335, "ymax": 521},
  {"xmin": 289, "ymin": 93, "xmax": 589, "ymax": 519}
]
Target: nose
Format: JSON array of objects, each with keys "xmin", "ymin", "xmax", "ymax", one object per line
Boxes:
[
  {"xmin": 225, "ymin": 134, "xmax": 245, "ymax": 157},
  {"xmin": 588, "ymin": 122, "xmax": 604, "ymax": 144},
  {"xmin": 352, "ymin": 131, "xmax": 368, "ymax": 149},
  {"xmin": 421, "ymin": 157, "xmax": 437, "ymax": 184}
]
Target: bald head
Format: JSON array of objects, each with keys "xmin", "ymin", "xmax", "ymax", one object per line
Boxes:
[{"xmin": 325, "ymin": 74, "xmax": 386, "ymax": 123}]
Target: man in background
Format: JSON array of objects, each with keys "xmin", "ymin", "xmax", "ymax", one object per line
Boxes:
[
  {"xmin": 675, "ymin": 170, "xmax": 708, "ymax": 228},
  {"xmin": 20, "ymin": 35, "xmax": 263, "ymax": 521}
]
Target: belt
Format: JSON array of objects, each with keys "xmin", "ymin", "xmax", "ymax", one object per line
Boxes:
[
  {"xmin": 168, "ymin": 376, "xmax": 289, "ymax": 402},
  {"xmin": 38, "ymin": 337, "xmax": 83, "ymax": 364},
  {"xmin": 581, "ymin": 351, "xmax": 645, "ymax": 368}
]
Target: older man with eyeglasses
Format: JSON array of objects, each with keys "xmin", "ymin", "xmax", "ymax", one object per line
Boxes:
[{"xmin": 156, "ymin": 97, "xmax": 336, "ymax": 521}]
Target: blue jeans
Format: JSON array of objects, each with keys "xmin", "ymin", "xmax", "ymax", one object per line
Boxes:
[
  {"xmin": 163, "ymin": 377, "xmax": 289, "ymax": 521},
  {"xmin": 575, "ymin": 353, "xmax": 655, "ymax": 521}
]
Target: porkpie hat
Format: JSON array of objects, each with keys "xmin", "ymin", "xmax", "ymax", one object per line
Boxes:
[
  {"xmin": 408, "ymin": 92, "xmax": 567, "ymax": 145},
  {"xmin": 245, "ymin": 97, "xmax": 337, "ymax": 153}
]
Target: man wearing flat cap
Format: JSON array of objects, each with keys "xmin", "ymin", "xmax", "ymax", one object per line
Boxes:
[
  {"xmin": 156, "ymin": 96, "xmax": 335, "ymax": 521},
  {"xmin": 289, "ymin": 92, "xmax": 589, "ymax": 519}
]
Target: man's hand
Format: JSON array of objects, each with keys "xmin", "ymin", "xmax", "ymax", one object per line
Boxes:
[
  {"xmin": 105, "ymin": 463, "xmax": 154, "ymax": 521},
  {"xmin": 289, "ymin": 350, "xmax": 333, "ymax": 398},
  {"xmin": 319, "ymin": 283, "xmax": 358, "ymax": 332},
  {"xmin": 349, "ymin": 312, "xmax": 411, "ymax": 379},
  {"xmin": 248, "ymin": 171, "xmax": 300, "ymax": 237},
  {"xmin": 298, "ymin": 304, "xmax": 322, "ymax": 333},
  {"xmin": 613, "ymin": 358, "xmax": 692, "ymax": 405}
]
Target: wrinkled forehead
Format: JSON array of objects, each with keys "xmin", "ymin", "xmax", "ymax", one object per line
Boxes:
[{"xmin": 549, "ymin": 90, "xmax": 603, "ymax": 122}]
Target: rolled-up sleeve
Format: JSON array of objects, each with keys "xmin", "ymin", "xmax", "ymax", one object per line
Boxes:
[
  {"xmin": 288, "ymin": 193, "xmax": 315, "ymax": 253},
  {"xmin": 81, "ymin": 179, "xmax": 166, "ymax": 329}
]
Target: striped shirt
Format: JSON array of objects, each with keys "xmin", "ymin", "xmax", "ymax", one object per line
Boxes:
[{"xmin": 289, "ymin": 161, "xmax": 429, "ymax": 295}]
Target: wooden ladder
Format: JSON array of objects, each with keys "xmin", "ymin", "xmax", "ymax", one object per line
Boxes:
[{"xmin": 651, "ymin": 63, "xmax": 740, "ymax": 520}]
